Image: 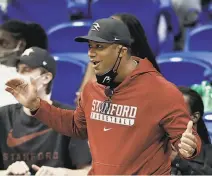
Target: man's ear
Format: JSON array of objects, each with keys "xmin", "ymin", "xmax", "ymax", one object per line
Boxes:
[
  {"xmin": 118, "ymin": 46, "xmax": 128, "ymax": 58},
  {"xmin": 42, "ymin": 72, "xmax": 53, "ymax": 85}
]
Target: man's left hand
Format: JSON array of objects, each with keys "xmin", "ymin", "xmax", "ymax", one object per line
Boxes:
[{"xmin": 179, "ymin": 121, "xmax": 197, "ymax": 158}]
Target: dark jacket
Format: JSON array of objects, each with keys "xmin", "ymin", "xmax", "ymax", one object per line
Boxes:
[{"xmin": 171, "ymin": 144, "xmax": 212, "ymax": 175}]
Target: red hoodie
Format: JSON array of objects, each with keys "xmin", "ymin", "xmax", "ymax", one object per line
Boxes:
[{"xmin": 34, "ymin": 57, "xmax": 201, "ymax": 175}]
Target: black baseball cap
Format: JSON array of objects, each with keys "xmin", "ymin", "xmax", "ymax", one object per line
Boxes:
[
  {"xmin": 17, "ymin": 47, "xmax": 56, "ymax": 77},
  {"xmin": 75, "ymin": 18, "xmax": 133, "ymax": 46}
]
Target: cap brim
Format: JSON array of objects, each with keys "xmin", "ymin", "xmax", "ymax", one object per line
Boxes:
[
  {"xmin": 75, "ymin": 35, "xmax": 113, "ymax": 43},
  {"xmin": 16, "ymin": 56, "xmax": 38, "ymax": 69}
]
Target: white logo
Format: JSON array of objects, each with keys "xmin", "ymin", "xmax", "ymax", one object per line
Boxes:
[
  {"xmin": 103, "ymin": 127, "xmax": 112, "ymax": 132},
  {"xmin": 91, "ymin": 100, "xmax": 137, "ymax": 126},
  {"xmin": 91, "ymin": 22, "xmax": 100, "ymax": 31},
  {"xmin": 102, "ymin": 76, "xmax": 111, "ymax": 83},
  {"xmin": 22, "ymin": 48, "xmax": 34, "ymax": 56},
  {"xmin": 114, "ymin": 37, "xmax": 120, "ymax": 41},
  {"xmin": 43, "ymin": 61, "xmax": 47, "ymax": 66}
]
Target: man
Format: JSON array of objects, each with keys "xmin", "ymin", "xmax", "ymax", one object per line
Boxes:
[
  {"xmin": 0, "ymin": 47, "xmax": 91, "ymax": 175},
  {"xmin": 171, "ymin": 86, "xmax": 212, "ymax": 175},
  {"xmin": 6, "ymin": 18, "xmax": 201, "ymax": 175},
  {"xmin": 0, "ymin": 20, "xmax": 49, "ymax": 107},
  {"xmin": 171, "ymin": 0, "xmax": 202, "ymax": 50}
]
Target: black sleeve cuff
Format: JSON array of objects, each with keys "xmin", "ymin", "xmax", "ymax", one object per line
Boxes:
[{"xmin": 172, "ymin": 155, "xmax": 190, "ymax": 170}]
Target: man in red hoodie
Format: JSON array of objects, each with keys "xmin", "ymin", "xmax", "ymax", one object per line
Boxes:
[{"xmin": 5, "ymin": 18, "xmax": 201, "ymax": 175}]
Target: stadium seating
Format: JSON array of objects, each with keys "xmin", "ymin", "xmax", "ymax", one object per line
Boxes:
[
  {"xmin": 51, "ymin": 53, "xmax": 89, "ymax": 107},
  {"xmin": 184, "ymin": 24, "xmax": 212, "ymax": 51},
  {"xmin": 157, "ymin": 52, "xmax": 212, "ymax": 86},
  {"xmin": 6, "ymin": 0, "xmax": 69, "ymax": 30},
  {"xmin": 47, "ymin": 20, "xmax": 92, "ymax": 53},
  {"xmin": 91, "ymin": 0, "xmax": 179, "ymax": 55}
]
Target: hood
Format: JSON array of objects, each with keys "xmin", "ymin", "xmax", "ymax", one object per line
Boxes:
[
  {"xmin": 114, "ymin": 56, "xmax": 160, "ymax": 91},
  {"xmin": 130, "ymin": 57, "xmax": 158, "ymax": 77},
  {"xmin": 94, "ymin": 56, "xmax": 161, "ymax": 94}
]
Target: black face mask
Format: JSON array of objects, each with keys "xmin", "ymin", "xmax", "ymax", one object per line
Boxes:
[
  {"xmin": 96, "ymin": 47, "xmax": 122, "ymax": 87},
  {"xmin": 0, "ymin": 42, "xmax": 21, "ymax": 67}
]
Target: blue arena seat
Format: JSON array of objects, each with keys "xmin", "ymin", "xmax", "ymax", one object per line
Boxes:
[
  {"xmin": 157, "ymin": 52, "xmax": 212, "ymax": 86},
  {"xmin": 6, "ymin": 0, "xmax": 69, "ymax": 30},
  {"xmin": 47, "ymin": 20, "xmax": 92, "ymax": 53},
  {"xmin": 185, "ymin": 24, "xmax": 212, "ymax": 51},
  {"xmin": 51, "ymin": 53, "xmax": 89, "ymax": 107}
]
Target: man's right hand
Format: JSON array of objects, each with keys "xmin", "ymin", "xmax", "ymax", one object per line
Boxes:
[
  {"xmin": 6, "ymin": 161, "xmax": 31, "ymax": 175},
  {"xmin": 5, "ymin": 78, "xmax": 40, "ymax": 111}
]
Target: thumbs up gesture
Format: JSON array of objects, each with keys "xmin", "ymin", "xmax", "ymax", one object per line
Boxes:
[{"xmin": 179, "ymin": 121, "xmax": 197, "ymax": 158}]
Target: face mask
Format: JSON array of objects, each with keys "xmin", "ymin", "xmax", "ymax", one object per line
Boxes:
[
  {"xmin": 16, "ymin": 74, "xmax": 44, "ymax": 91},
  {"xmin": 96, "ymin": 47, "xmax": 122, "ymax": 87},
  {"xmin": 0, "ymin": 41, "xmax": 22, "ymax": 67}
]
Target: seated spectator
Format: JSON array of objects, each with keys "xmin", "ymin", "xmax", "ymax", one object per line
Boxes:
[
  {"xmin": 0, "ymin": 20, "xmax": 48, "ymax": 107},
  {"xmin": 171, "ymin": 0, "xmax": 202, "ymax": 50},
  {"xmin": 171, "ymin": 86, "xmax": 212, "ymax": 175},
  {"xmin": 0, "ymin": 47, "xmax": 91, "ymax": 175}
]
